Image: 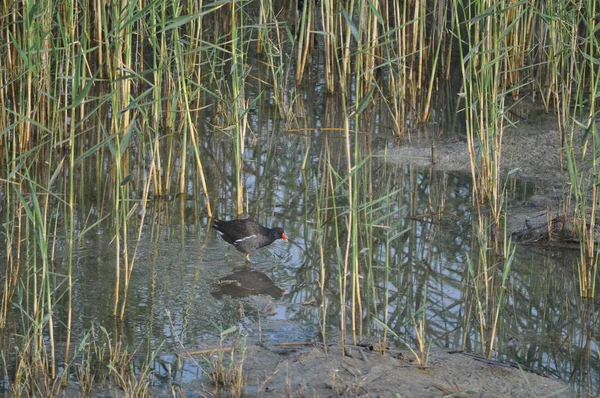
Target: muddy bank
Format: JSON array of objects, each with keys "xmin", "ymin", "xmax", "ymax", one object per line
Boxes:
[
  {"xmin": 182, "ymin": 336, "xmax": 570, "ymax": 397},
  {"xmin": 387, "ymin": 106, "xmax": 569, "ymax": 184},
  {"xmin": 386, "ymin": 106, "xmax": 590, "ymax": 242}
]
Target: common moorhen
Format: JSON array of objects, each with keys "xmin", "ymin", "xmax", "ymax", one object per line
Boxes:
[{"xmin": 213, "ymin": 218, "xmax": 288, "ymax": 261}]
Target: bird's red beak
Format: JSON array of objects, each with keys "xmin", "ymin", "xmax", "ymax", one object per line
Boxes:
[{"xmin": 282, "ymin": 232, "xmax": 289, "ymax": 242}]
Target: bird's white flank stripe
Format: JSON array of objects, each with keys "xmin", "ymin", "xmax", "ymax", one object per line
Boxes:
[{"xmin": 234, "ymin": 234, "xmax": 256, "ymax": 244}]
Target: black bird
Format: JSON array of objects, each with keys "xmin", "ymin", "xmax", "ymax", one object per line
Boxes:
[{"xmin": 213, "ymin": 218, "xmax": 288, "ymax": 261}]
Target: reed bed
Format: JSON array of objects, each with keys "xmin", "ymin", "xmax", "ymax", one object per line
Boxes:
[{"xmin": 1, "ymin": 0, "xmax": 599, "ymax": 395}]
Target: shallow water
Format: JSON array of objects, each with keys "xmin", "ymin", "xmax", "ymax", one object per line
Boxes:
[
  {"xmin": 18, "ymin": 128, "xmax": 595, "ymax": 396},
  {"xmin": 1, "ymin": 48, "xmax": 597, "ymax": 397}
]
